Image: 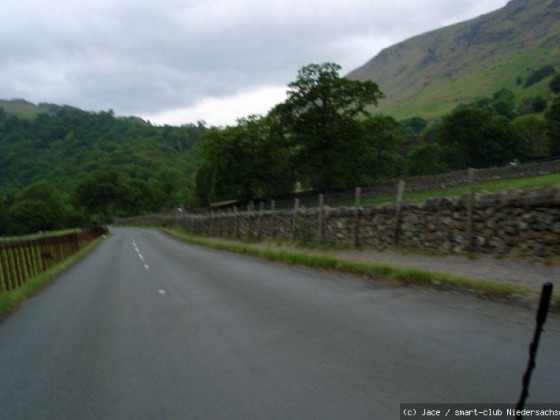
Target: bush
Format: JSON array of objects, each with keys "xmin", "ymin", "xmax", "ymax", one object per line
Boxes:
[
  {"xmin": 550, "ymin": 74, "xmax": 560, "ymax": 94},
  {"xmin": 525, "ymin": 65, "xmax": 556, "ymax": 88}
]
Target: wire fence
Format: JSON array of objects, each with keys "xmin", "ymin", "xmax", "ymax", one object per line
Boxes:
[
  {"xmin": 207, "ymin": 158, "xmax": 560, "ymax": 213},
  {"xmin": 0, "ymin": 226, "xmax": 107, "ymax": 294}
]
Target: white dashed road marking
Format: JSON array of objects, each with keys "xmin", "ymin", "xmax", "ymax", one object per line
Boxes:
[{"xmin": 131, "ymin": 238, "xmax": 150, "ymax": 271}]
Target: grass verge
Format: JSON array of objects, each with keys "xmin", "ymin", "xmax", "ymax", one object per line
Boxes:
[
  {"xmin": 0, "ymin": 236, "xmax": 106, "ymax": 321},
  {"xmin": 160, "ymin": 228, "xmax": 559, "ymax": 313}
]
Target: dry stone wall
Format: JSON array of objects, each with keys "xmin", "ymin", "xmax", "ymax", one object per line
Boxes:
[{"xmin": 123, "ymin": 186, "xmax": 560, "ymax": 260}]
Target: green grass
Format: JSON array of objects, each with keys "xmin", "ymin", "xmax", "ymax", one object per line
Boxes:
[
  {"xmin": 378, "ymin": 45, "xmax": 560, "ymax": 121},
  {"xmin": 0, "ymin": 99, "xmax": 54, "ymax": 119},
  {"xmin": 0, "ymin": 236, "xmax": 105, "ymax": 320},
  {"xmin": 358, "ymin": 173, "xmax": 560, "ymax": 207},
  {"xmin": 161, "ymin": 227, "xmax": 560, "ymax": 312}
]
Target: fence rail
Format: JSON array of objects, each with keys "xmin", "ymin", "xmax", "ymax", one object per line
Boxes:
[{"xmin": 0, "ymin": 226, "xmax": 107, "ymax": 293}]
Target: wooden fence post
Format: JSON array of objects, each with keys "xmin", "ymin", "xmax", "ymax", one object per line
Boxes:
[
  {"xmin": 234, "ymin": 206, "xmax": 240, "ymax": 239},
  {"xmin": 353, "ymin": 187, "xmax": 362, "ymax": 247},
  {"xmin": 394, "ymin": 180, "xmax": 405, "ymax": 246},
  {"xmin": 257, "ymin": 201, "xmax": 264, "ymax": 240},
  {"xmin": 466, "ymin": 168, "xmax": 476, "ymax": 252},
  {"xmin": 316, "ymin": 194, "xmax": 324, "ymax": 242},
  {"xmin": 0, "ymin": 246, "xmax": 12, "ymax": 291},
  {"xmin": 291, "ymin": 199, "xmax": 300, "ymax": 242},
  {"xmin": 228, "ymin": 209, "xmax": 232, "ymax": 238},
  {"xmin": 270, "ymin": 200, "xmax": 276, "ymax": 237}
]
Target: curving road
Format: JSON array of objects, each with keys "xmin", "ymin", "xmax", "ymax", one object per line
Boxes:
[{"xmin": 0, "ymin": 227, "xmax": 558, "ymax": 419}]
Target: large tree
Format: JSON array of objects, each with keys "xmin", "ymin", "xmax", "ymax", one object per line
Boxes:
[
  {"xmin": 196, "ymin": 115, "xmax": 294, "ymax": 203},
  {"xmin": 7, "ymin": 181, "xmax": 71, "ymax": 234},
  {"xmin": 72, "ymin": 169, "xmax": 135, "ymax": 221},
  {"xmin": 437, "ymin": 108, "xmax": 530, "ymax": 169},
  {"xmin": 512, "ymin": 114, "xmax": 549, "ymax": 158},
  {"xmin": 273, "ymin": 62, "xmax": 384, "ymax": 191}
]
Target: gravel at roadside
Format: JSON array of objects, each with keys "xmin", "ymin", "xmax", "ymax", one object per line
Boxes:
[{"xmin": 195, "ymin": 237, "xmax": 559, "ymax": 292}]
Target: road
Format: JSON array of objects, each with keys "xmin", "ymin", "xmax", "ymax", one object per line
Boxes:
[{"xmin": 0, "ymin": 227, "xmax": 558, "ymax": 419}]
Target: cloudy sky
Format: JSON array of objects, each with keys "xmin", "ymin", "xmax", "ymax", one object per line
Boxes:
[{"xmin": 1, "ymin": 0, "xmax": 508, "ymax": 126}]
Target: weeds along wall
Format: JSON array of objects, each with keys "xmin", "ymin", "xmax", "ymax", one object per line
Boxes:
[{"xmin": 122, "ymin": 186, "xmax": 560, "ymax": 260}]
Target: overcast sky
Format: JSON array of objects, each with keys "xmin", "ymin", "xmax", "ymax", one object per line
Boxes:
[{"xmin": 1, "ymin": 0, "xmax": 508, "ymax": 126}]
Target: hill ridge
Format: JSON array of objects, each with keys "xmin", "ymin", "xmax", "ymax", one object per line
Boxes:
[{"xmin": 347, "ymin": 0, "xmax": 560, "ymax": 119}]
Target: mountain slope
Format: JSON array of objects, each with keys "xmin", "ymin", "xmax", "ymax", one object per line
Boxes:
[
  {"xmin": 0, "ymin": 99, "xmax": 81, "ymax": 119},
  {"xmin": 347, "ymin": 0, "xmax": 560, "ymax": 120}
]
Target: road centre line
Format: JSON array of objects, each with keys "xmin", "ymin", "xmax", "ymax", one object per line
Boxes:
[{"xmin": 131, "ymin": 238, "xmax": 150, "ymax": 271}]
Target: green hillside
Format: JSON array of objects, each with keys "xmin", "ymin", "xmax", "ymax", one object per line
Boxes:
[
  {"xmin": 0, "ymin": 106, "xmax": 206, "ymax": 233},
  {"xmin": 347, "ymin": 0, "xmax": 560, "ymax": 120},
  {"xmin": 0, "ymin": 99, "xmax": 77, "ymax": 119}
]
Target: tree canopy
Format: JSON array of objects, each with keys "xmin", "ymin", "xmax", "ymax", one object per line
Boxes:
[
  {"xmin": 273, "ymin": 63, "xmax": 384, "ymax": 191},
  {"xmin": 0, "ymin": 108, "xmax": 207, "ymax": 233},
  {"xmin": 438, "ymin": 108, "xmax": 530, "ymax": 169}
]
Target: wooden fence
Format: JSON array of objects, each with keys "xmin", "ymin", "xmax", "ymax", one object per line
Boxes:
[{"xmin": 0, "ymin": 227, "xmax": 107, "ymax": 293}]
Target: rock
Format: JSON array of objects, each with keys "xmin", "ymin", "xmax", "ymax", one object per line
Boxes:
[
  {"xmin": 477, "ymin": 236, "xmax": 487, "ymax": 247},
  {"xmin": 485, "ymin": 219, "xmax": 496, "ymax": 229}
]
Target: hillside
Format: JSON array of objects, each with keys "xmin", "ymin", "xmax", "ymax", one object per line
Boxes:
[
  {"xmin": 347, "ymin": 0, "xmax": 560, "ymax": 120},
  {"xmin": 0, "ymin": 107, "xmax": 207, "ymax": 226},
  {"xmin": 0, "ymin": 99, "xmax": 81, "ymax": 119}
]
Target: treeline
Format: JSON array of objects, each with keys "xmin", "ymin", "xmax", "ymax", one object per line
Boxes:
[
  {"xmin": 0, "ymin": 108, "xmax": 207, "ymax": 235},
  {"xmin": 196, "ymin": 63, "xmax": 560, "ymax": 205},
  {"xmin": 1, "ymin": 63, "xmax": 559, "ymax": 235}
]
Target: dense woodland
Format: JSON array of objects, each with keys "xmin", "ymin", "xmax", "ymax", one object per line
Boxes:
[
  {"xmin": 1, "ymin": 62, "xmax": 559, "ymax": 235},
  {"xmin": 0, "ymin": 109, "xmax": 207, "ymax": 234}
]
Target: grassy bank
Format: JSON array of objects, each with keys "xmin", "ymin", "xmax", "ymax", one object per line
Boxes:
[
  {"xmin": 0, "ymin": 236, "xmax": 105, "ymax": 320},
  {"xmin": 359, "ymin": 173, "xmax": 560, "ymax": 207},
  {"xmin": 161, "ymin": 227, "xmax": 560, "ymax": 313}
]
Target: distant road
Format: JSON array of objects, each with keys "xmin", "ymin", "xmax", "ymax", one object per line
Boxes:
[{"xmin": 0, "ymin": 227, "xmax": 558, "ymax": 419}]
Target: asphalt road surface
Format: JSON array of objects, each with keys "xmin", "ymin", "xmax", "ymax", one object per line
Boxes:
[{"xmin": 1, "ymin": 227, "xmax": 558, "ymax": 419}]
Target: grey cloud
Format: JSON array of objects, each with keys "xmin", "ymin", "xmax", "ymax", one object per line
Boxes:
[{"xmin": 0, "ymin": 0, "xmax": 508, "ymax": 118}]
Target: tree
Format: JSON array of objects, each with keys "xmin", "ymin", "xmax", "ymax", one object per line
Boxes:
[
  {"xmin": 550, "ymin": 74, "xmax": 560, "ymax": 94},
  {"xmin": 401, "ymin": 117, "xmax": 428, "ymax": 134},
  {"xmin": 359, "ymin": 115, "xmax": 404, "ymax": 180},
  {"xmin": 525, "ymin": 65, "xmax": 556, "ymax": 88},
  {"xmin": 7, "ymin": 181, "xmax": 70, "ymax": 234},
  {"xmin": 273, "ymin": 62, "xmax": 384, "ymax": 191},
  {"xmin": 512, "ymin": 114, "xmax": 549, "ymax": 158},
  {"xmin": 546, "ymin": 96, "xmax": 560, "ymax": 156},
  {"xmin": 405, "ymin": 142, "xmax": 447, "ymax": 176},
  {"xmin": 8, "ymin": 200, "xmax": 60, "ymax": 234},
  {"xmin": 72, "ymin": 169, "xmax": 135, "ymax": 221},
  {"xmin": 0, "ymin": 108, "xmax": 207, "ymax": 214},
  {"xmin": 196, "ymin": 115, "xmax": 294, "ymax": 203},
  {"xmin": 0, "ymin": 192, "xmax": 9, "ymax": 235},
  {"xmin": 491, "ymin": 88, "xmax": 517, "ymax": 120},
  {"xmin": 437, "ymin": 108, "xmax": 530, "ymax": 169}
]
